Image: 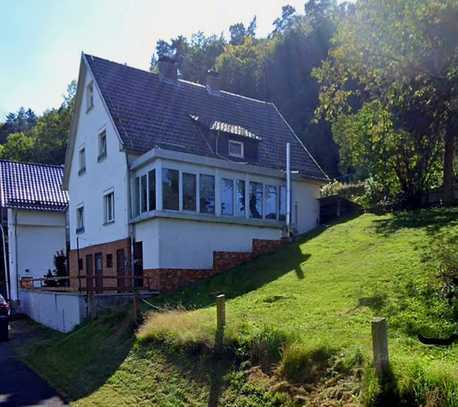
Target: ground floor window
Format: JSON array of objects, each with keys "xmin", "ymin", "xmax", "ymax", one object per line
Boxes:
[
  {"xmin": 279, "ymin": 185, "xmax": 287, "ymax": 221},
  {"xmin": 265, "ymin": 185, "xmax": 278, "ymax": 219},
  {"xmin": 200, "ymin": 174, "xmax": 215, "ymax": 214},
  {"xmin": 221, "ymin": 178, "xmax": 234, "ymax": 216},
  {"xmin": 249, "ymin": 182, "xmax": 263, "ymax": 219},
  {"xmin": 103, "ymin": 191, "xmax": 115, "ymax": 223},
  {"xmin": 76, "ymin": 205, "xmax": 85, "ymax": 233},
  {"xmin": 148, "ymin": 169, "xmax": 156, "ymax": 211},
  {"xmin": 182, "ymin": 173, "xmax": 197, "ymax": 211},
  {"xmin": 162, "ymin": 168, "xmax": 179, "ymax": 210}
]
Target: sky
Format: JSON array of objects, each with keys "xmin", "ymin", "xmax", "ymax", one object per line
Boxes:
[{"xmin": 0, "ymin": 0, "xmax": 316, "ymax": 120}]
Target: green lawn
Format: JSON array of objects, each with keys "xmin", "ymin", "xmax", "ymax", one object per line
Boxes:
[{"xmin": 20, "ymin": 209, "xmax": 458, "ymax": 406}]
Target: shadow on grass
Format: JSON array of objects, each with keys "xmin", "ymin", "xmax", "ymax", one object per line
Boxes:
[
  {"xmin": 372, "ymin": 365, "xmax": 401, "ymax": 407},
  {"xmin": 373, "ymin": 207, "xmax": 458, "ymax": 237},
  {"xmin": 145, "ymin": 215, "xmax": 363, "ymax": 310},
  {"xmin": 21, "ymin": 311, "xmax": 135, "ymax": 403}
]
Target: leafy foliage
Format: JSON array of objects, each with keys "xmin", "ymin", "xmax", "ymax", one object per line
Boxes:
[
  {"xmin": 0, "ymin": 81, "xmax": 76, "ymax": 164},
  {"xmin": 315, "ymin": 0, "xmax": 458, "ymax": 206}
]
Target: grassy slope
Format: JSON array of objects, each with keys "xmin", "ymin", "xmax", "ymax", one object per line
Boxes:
[{"xmin": 20, "ymin": 209, "xmax": 458, "ymax": 406}]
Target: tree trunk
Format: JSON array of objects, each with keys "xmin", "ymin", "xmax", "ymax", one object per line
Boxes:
[{"xmin": 443, "ymin": 128, "xmax": 456, "ymax": 206}]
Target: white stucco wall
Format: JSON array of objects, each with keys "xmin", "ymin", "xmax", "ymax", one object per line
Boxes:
[
  {"xmin": 67, "ymin": 66, "xmax": 130, "ymax": 250},
  {"xmin": 7, "ymin": 209, "xmax": 66, "ymax": 301},
  {"xmin": 136, "ymin": 217, "xmax": 282, "ymax": 270},
  {"xmin": 292, "ymin": 180, "xmax": 321, "ymax": 234}
]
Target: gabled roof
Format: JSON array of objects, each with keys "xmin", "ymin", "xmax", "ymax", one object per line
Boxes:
[
  {"xmin": 78, "ymin": 54, "xmax": 327, "ymax": 181},
  {"xmin": 0, "ymin": 160, "xmax": 68, "ymax": 212}
]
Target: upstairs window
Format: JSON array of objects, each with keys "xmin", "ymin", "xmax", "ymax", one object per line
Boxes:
[
  {"xmin": 98, "ymin": 130, "xmax": 107, "ymax": 161},
  {"xmin": 86, "ymin": 81, "xmax": 94, "ymax": 112},
  {"xmin": 162, "ymin": 169, "xmax": 179, "ymax": 210},
  {"xmin": 78, "ymin": 147, "xmax": 86, "ymax": 175},
  {"xmin": 228, "ymin": 140, "xmax": 244, "ymax": 158},
  {"xmin": 103, "ymin": 191, "xmax": 115, "ymax": 224},
  {"xmin": 182, "ymin": 173, "xmax": 197, "ymax": 211},
  {"xmin": 76, "ymin": 205, "xmax": 85, "ymax": 233},
  {"xmin": 221, "ymin": 178, "xmax": 234, "ymax": 216},
  {"xmin": 200, "ymin": 174, "xmax": 215, "ymax": 214},
  {"xmin": 249, "ymin": 181, "xmax": 263, "ymax": 219}
]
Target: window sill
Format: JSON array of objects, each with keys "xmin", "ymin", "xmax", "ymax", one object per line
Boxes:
[
  {"xmin": 86, "ymin": 105, "xmax": 94, "ymax": 114},
  {"xmin": 103, "ymin": 220, "xmax": 115, "ymax": 226},
  {"xmin": 131, "ymin": 210, "xmax": 284, "ymax": 229},
  {"xmin": 97, "ymin": 154, "xmax": 107, "ymax": 163},
  {"xmin": 78, "ymin": 168, "xmax": 86, "ymax": 176},
  {"xmin": 76, "ymin": 227, "xmax": 85, "ymax": 234}
]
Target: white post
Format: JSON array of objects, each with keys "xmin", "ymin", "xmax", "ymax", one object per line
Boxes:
[
  {"xmin": 286, "ymin": 143, "xmax": 291, "ymax": 236},
  {"xmin": 0, "ymin": 224, "xmax": 9, "ymax": 301}
]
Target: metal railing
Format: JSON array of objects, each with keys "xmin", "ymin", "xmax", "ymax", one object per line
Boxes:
[{"xmin": 20, "ymin": 274, "xmax": 157, "ymax": 294}]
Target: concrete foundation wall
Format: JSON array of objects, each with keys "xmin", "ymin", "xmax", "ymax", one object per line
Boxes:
[
  {"xmin": 20, "ymin": 290, "xmax": 85, "ymax": 333},
  {"xmin": 20, "ymin": 289, "xmax": 147, "ymax": 333}
]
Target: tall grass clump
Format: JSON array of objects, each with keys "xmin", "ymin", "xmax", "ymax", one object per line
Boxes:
[
  {"xmin": 137, "ymin": 307, "xmax": 240, "ymax": 351},
  {"xmin": 279, "ymin": 341, "xmax": 337, "ymax": 384},
  {"xmin": 240, "ymin": 326, "xmax": 290, "ymax": 371},
  {"xmin": 363, "ymin": 358, "xmax": 458, "ymax": 407}
]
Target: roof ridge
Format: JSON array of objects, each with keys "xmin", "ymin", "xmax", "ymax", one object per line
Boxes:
[
  {"xmin": 84, "ymin": 53, "xmax": 271, "ymax": 105},
  {"xmin": 0, "ymin": 159, "xmax": 64, "ymax": 169}
]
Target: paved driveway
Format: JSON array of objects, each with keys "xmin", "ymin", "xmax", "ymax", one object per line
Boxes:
[{"xmin": 0, "ymin": 321, "xmax": 66, "ymax": 406}]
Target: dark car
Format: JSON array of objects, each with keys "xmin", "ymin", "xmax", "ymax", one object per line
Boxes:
[{"xmin": 0, "ymin": 294, "xmax": 9, "ymax": 341}]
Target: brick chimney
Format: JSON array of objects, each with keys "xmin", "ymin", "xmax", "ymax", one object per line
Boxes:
[
  {"xmin": 158, "ymin": 56, "xmax": 177, "ymax": 81},
  {"xmin": 206, "ymin": 69, "xmax": 220, "ymax": 95}
]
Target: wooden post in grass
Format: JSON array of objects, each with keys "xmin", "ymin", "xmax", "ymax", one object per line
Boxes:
[
  {"xmin": 215, "ymin": 294, "xmax": 226, "ymax": 352},
  {"xmin": 216, "ymin": 294, "xmax": 225, "ymax": 329},
  {"xmin": 372, "ymin": 317, "xmax": 389, "ymax": 377}
]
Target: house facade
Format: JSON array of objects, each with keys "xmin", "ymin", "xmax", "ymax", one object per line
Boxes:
[
  {"xmin": 63, "ymin": 54, "xmax": 328, "ymax": 293},
  {"xmin": 0, "ymin": 160, "xmax": 68, "ymax": 302}
]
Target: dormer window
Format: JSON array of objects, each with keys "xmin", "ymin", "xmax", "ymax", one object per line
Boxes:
[
  {"xmin": 98, "ymin": 130, "xmax": 107, "ymax": 161},
  {"xmin": 228, "ymin": 140, "xmax": 244, "ymax": 159},
  {"xmin": 86, "ymin": 81, "xmax": 94, "ymax": 112}
]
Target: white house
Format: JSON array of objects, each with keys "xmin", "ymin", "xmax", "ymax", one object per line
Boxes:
[
  {"xmin": 63, "ymin": 54, "xmax": 328, "ymax": 293},
  {"xmin": 0, "ymin": 160, "xmax": 68, "ymax": 303}
]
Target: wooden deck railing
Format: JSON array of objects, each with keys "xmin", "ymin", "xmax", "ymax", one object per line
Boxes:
[{"xmin": 20, "ymin": 274, "xmax": 157, "ymax": 294}]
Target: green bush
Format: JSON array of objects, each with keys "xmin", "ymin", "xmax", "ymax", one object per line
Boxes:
[{"xmin": 280, "ymin": 341, "xmax": 336, "ymax": 384}]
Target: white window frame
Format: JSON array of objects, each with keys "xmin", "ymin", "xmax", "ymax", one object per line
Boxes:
[
  {"xmin": 98, "ymin": 130, "xmax": 107, "ymax": 161},
  {"xmin": 86, "ymin": 81, "xmax": 94, "ymax": 112},
  {"xmin": 103, "ymin": 190, "xmax": 115, "ymax": 224},
  {"xmin": 228, "ymin": 140, "xmax": 244, "ymax": 158},
  {"xmin": 78, "ymin": 147, "xmax": 86, "ymax": 175},
  {"xmin": 76, "ymin": 204, "xmax": 85, "ymax": 233}
]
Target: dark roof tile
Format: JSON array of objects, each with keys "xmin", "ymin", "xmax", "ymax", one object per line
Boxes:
[
  {"xmin": 85, "ymin": 55, "xmax": 327, "ymax": 181},
  {"xmin": 0, "ymin": 160, "xmax": 68, "ymax": 212}
]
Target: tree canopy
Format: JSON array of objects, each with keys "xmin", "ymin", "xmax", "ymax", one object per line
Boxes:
[{"xmin": 314, "ymin": 0, "xmax": 458, "ymax": 206}]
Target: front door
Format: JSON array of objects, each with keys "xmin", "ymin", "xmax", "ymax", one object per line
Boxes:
[
  {"xmin": 134, "ymin": 242, "xmax": 143, "ymax": 288},
  {"xmin": 94, "ymin": 253, "xmax": 103, "ymax": 293},
  {"xmin": 116, "ymin": 249, "xmax": 126, "ymax": 292},
  {"xmin": 86, "ymin": 254, "xmax": 93, "ymax": 292}
]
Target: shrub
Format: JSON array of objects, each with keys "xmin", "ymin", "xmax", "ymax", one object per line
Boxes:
[
  {"xmin": 321, "ymin": 180, "xmax": 366, "ymax": 200},
  {"xmin": 243, "ymin": 326, "xmax": 290, "ymax": 371},
  {"xmin": 280, "ymin": 341, "xmax": 336, "ymax": 384},
  {"xmin": 363, "ymin": 358, "xmax": 458, "ymax": 407}
]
